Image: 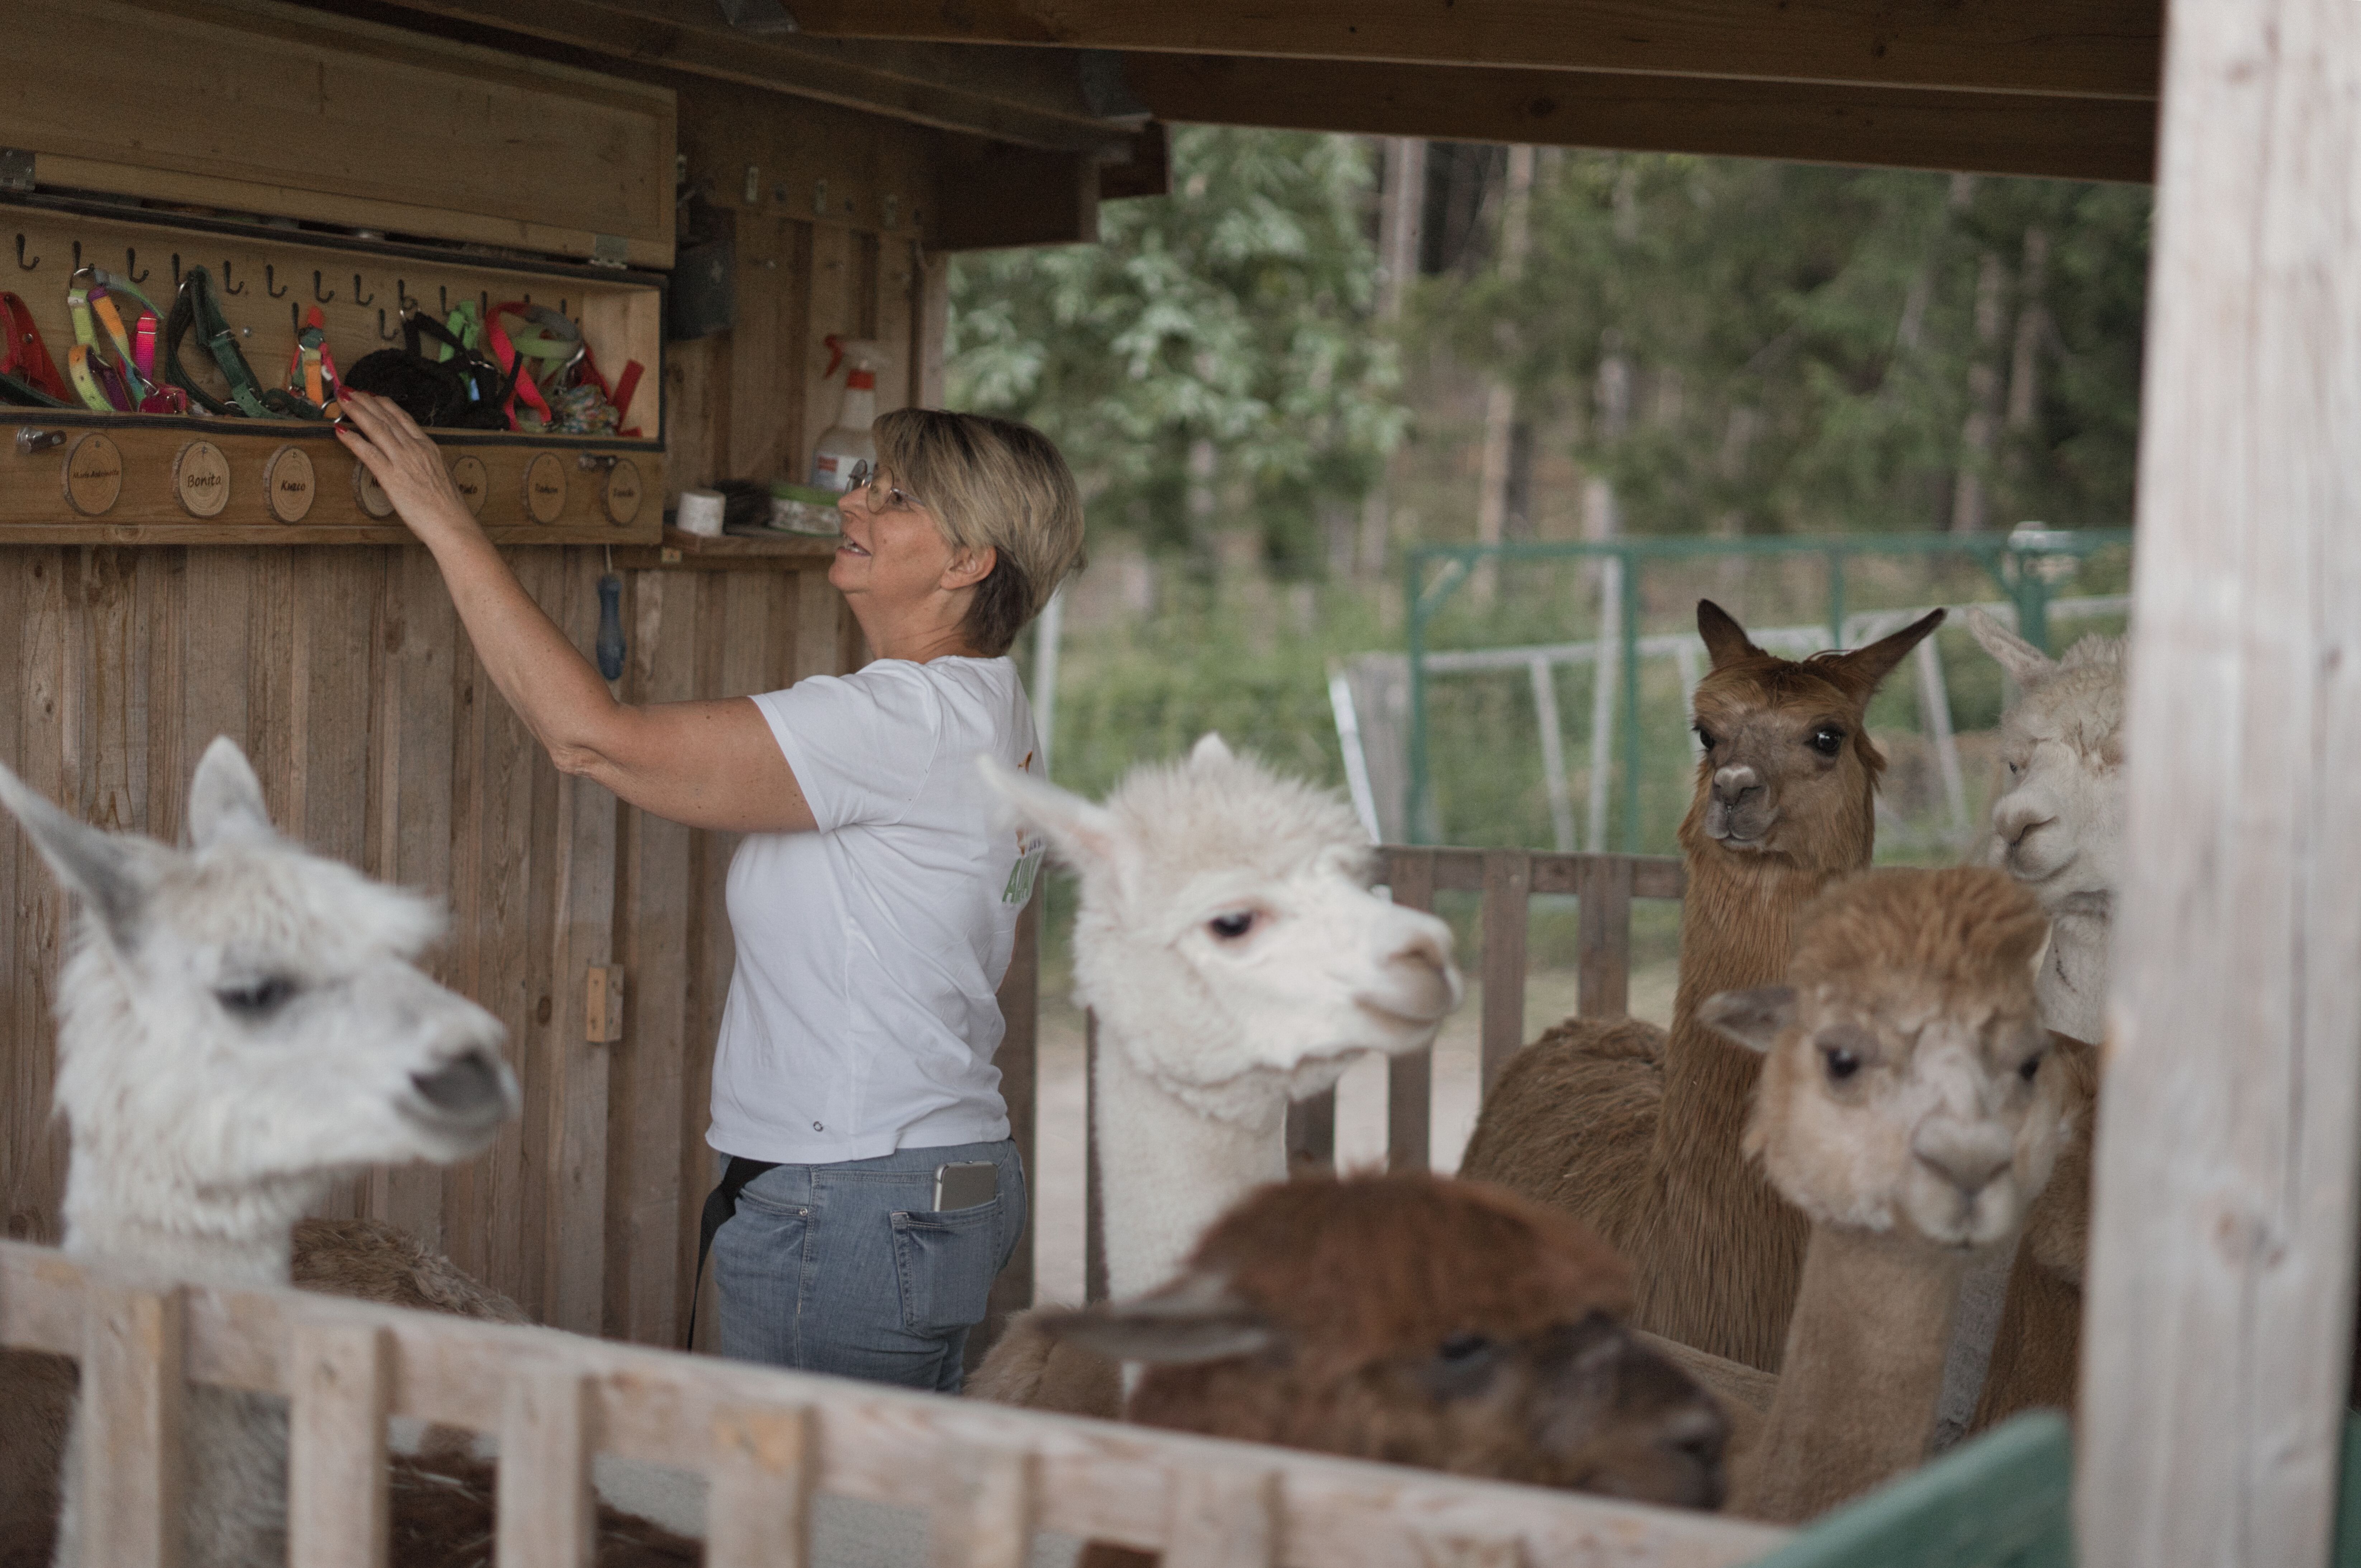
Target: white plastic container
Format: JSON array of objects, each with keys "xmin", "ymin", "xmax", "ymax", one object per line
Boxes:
[{"xmin": 810, "ymin": 338, "xmax": 885, "ymax": 492}]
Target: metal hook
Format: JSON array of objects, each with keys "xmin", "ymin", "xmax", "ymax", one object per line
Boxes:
[
  {"xmin": 291, "ymin": 302, "xmax": 302, "ymax": 335},
  {"xmin": 378, "ymin": 308, "xmax": 399, "ymax": 342},
  {"xmin": 123, "ymin": 247, "xmax": 150, "ymax": 284},
  {"xmin": 221, "ymin": 261, "xmax": 245, "ymax": 296},
  {"xmin": 265, "ymin": 264, "xmax": 288, "ymax": 299},
  {"xmin": 438, "ymin": 285, "xmax": 448, "ymax": 314},
  {"xmin": 70, "ymin": 241, "xmax": 81, "ymax": 270},
  {"xmin": 352, "ymin": 274, "xmax": 373, "ymax": 307},
  {"xmin": 313, "ymin": 271, "xmax": 336, "ymax": 305},
  {"xmin": 12, "ymin": 234, "xmax": 35, "ymax": 271},
  {"xmin": 396, "ymin": 278, "xmax": 418, "ymax": 312}
]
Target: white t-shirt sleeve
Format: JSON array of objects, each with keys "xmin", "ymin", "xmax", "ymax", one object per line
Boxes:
[{"xmin": 749, "ymin": 667, "xmax": 941, "ymax": 833}]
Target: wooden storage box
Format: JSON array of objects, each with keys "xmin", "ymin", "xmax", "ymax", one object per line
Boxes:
[{"xmin": 1, "ymin": 197, "xmax": 664, "ymax": 544}]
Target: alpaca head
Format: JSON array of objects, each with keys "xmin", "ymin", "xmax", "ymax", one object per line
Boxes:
[
  {"xmin": 1967, "ymin": 609, "xmax": 2127, "ymax": 915},
  {"xmin": 1681, "ymin": 601, "xmax": 1946, "ymax": 876},
  {"xmin": 1706, "ymin": 867, "xmax": 2068, "ymax": 1251},
  {"xmin": 0, "ymin": 738, "xmax": 516, "ymax": 1235},
  {"xmin": 1041, "ymin": 1173, "xmax": 1728, "ymax": 1510},
  {"xmin": 982, "ymin": 734, "xmax": 1459, "ymax": 1122}
]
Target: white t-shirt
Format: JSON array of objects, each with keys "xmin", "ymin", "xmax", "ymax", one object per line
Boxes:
[{"xmin": 706, "ymin": 656, "xmax": 1044, "ymax": 1165}]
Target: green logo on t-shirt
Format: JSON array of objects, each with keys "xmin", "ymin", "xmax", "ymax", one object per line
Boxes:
[{"xmin": 1002, "ymin": 842, "xmax": 1044, "ymax": 906}]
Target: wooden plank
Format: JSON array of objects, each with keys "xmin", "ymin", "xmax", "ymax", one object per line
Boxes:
[
  {"xmin": 874, "ymin": 231, "xmax": 917, "ymax": 415},
  {"xmin": 1164, "ymin": 1466, "xmax": 1279, "ymax": 1568},
  {"xmin": 1477, "ymin": 849, "xmax": 1529, "ymax": 1095},
  {"xmin": 791, "ymin": 0, "xmax": 2162, "ymax": 100},
  {"xmin": 709, "ymin": 1405, "xmax": 816, "ymax": 1568},
  {"xmin": 288, "ymin": 1322, "xmax": 392, "ymax": 1568},
  {"xmin": 930, "ymin": 1442, "xmax": 1038, "ymax": 1568},
  {"xmin": 511, "ymin": 551, "xmax": 570, "ymax": 1321},
  {"xmin": 914, "ymin": 248, "xmax": 951, "ymax": 408},
  {"xmin": 441, "ymin": 599, "xmax": 492, "ymax": 1287},
  {"xmin": 133, "ymin": 550, "xmax": 186, "ymax": 846},
  {"xmin": 0, "ymin": 549, "xmax": 33, "ymax": 1241},
  {"xmin": 83, "ymin": 548, "xmax": 137, "ymax": 833},
  {"xmin": 77, "ymin": 1278, "xmax": 187, "ymax": 1568},
  {"xmin": 5, "ymin": 0, "xmax": 675, "ymax": 264},
  {"xmin": 1385, "ymin": 849, "xmax": 1437, "ymax": 1174},
  {"xmin": 729, "ymin": 210, "xmax": 796, "ymax": 485},
  {"xmin": 933, "ymin": 143, "xmax": 1100, "ymax": 252},
  {"xmin": 1, "ymin": 1241, "xmax": 1792, "ymax": 1568},
  {"xmin": 977, "ymin": 895, "xmax": 1040, "ymax": 1364},
  {"xmin": 547, "ymin": 767, "xmax": 619, "ymax": 1334},
  {"xmin": 1119, "ymin": 54, "xmax": 2156, "ymax": 185},
  {"xmin": 7, "ymin": 550, "xmax": 70, "ymax": 1242},
  {"xmin": 1575, "ymin": 854, "xmax": 1633, "ymax": 1020},
  {"xmin": 2076, "ymin": 0, "xmax": 2361, "ymax": 1562},
  {"xmin": 804, "ymin": 222, "xmax": 861, "ymax": 470},
  {"xmin": 496, "ymin": 1364, "xmax": 595, "ymax": 1568}
]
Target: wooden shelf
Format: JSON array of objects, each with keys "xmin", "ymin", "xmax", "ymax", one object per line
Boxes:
[{"xmin": 614, "ymin": 527, "xmax": 841, "ymax": 571}]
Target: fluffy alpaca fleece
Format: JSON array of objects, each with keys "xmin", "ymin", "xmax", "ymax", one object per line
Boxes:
[
  {"xmin": 0, "ymin": 739, "xmax": 520, "ymax": 1568},
  {"xmin": 969, "ymin": 736, "xmax": 1461, "ymax": 1415},
  {"xmin": 1702, "ymin": 867, "xmax": 2074, "ymax": 1523},
  {"xmin": 1045, "ymin": 1173, "xmax": 1729, "ymax": 1516},
  {"xmin": 1460, "ymin": 602, "xmax": 1944, "ymax": 1373},
  {"xmin": 290, "ymin": 1217, "xmax": 531, "ymax": 1323}
]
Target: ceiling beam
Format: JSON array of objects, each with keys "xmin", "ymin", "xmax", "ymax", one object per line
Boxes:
[
  {"xmin": 786, "ymin": 0, "xmax": 2161, "ymax": 102},
  {"xmin": 1124, "ymin": 53, "xmax": 2155, "ymax": 184}
]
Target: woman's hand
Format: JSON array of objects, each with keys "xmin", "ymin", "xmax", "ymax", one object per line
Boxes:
[{"xmin": 334, "ymin": 389, "xmax": 481, "ymax": 551}]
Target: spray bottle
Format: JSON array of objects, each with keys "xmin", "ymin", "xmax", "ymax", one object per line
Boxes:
[{"xmin": 810, "ymin": 336, "xmax": 886, "ymax": 492}]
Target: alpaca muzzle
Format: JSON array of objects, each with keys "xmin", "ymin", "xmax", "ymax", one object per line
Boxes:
[{"xmin": 406, "ymin": 1049, "xmax": 519, "ymax": 1136}]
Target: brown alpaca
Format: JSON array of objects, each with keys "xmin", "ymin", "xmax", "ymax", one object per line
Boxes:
[
  {"xmin": 1969, "ymin": 1030, "xmax": 2094, "ymax": 1426},
  {"xmin": 1460, "ymin": 600, "xmax": 1945, "ymax": 1372},
  {"xmin": 1700, "ymin": 867, "xmax": 2072, "ymax": 1523},
  {"xmin": 1042, "ymin": 1171, "xmax": 1731, "ymax": 1538}
]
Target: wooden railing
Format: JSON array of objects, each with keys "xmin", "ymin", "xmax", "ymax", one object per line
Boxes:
[{"xmin": 0, "ymin": 1239, "xmax": 1783, "ymax": 1568}]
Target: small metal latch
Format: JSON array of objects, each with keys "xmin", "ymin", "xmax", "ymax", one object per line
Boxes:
[
  {"xmin": 577, "ymin": 452, "xmax": 618, "ymax": 471},
  {"xmin": 0, "ymin": 148, "xmax": 33, "ymax": 194},
  {"xmin": 590, "ymin": 232, "xmax": 629, "ymax": 269},
  {"xmin": 16, "ymin": 428, "xmax": 65, "ymax": 454}
]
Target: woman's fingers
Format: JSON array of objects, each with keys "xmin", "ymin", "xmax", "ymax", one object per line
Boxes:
[{"xmin": 334, "ymin": 389, "xmax": 478, "ymax": 540}]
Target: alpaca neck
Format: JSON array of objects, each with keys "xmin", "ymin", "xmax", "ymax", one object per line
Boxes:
[
  {"xmin": 62, "ymin": 1149, "xmax": 317, "ymax": 1290},
  {"xmin": 1736, "ymin": 1224, "xmax": 1968, "ymax": 1523},
  {"xmin": 1092, "ymin": 1027, "xmax": 1286, "ymax": 1301},
  {"xmin": 2036, "ymin": 904, "xmax": 2110, "ymax": 1045}
]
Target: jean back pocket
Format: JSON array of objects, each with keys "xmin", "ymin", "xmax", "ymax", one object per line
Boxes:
[{"xmin": 889, "ymin": 1199, "xmax": 1001, "ymax": 1335}]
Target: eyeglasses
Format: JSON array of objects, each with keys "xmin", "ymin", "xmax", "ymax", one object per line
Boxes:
[{"xmin": 845, "ymin": 460, "xmax": 920, "ymax": 513}]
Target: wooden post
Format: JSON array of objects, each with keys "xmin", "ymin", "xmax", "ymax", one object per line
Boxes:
[
  {"xmin": 708, "ymin": 1404, "xmax": 815, "ymax": 1568},
  {"xmin": 929, "ymin": 1442, "xmax": 1038, "ymax": 1568},
  {"xmin": 78, "ymin": 1279, "xmax": 187, "ymax": 1568},
  {"xmin": 1385, "ymin": 848, "xmax": 1438, "ymax": 1172},
  {"xmin": 1163, "ymin": 1465, "xmax": 1280, "ymax": 1568},
  {"xmin": 2077, "ymin": 1, "xmax": 2361, "ymax": 1564},
  {"xmin": 288, "ymin": 1322, "xmax": 392, "ymax": 1568},
  {"xmin": 1575, "ymin": 855, "xmax": 1633, "ymax": 1019},
  {"xmin": 1478, "ymin": 849, "xmax": 1530, "ymax": 1094},
  {"xmin": 497, "ymin": 1365, "xmax": 596, "ymax": 1568}
]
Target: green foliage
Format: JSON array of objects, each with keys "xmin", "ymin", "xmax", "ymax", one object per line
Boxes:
[
  {"xmin": 948, "ymin": 127, "xmax": 1407, "ymax": 575},
  {"xmin": 1419, "ymin": 156, "xmax": 2151, "ymax": 537}
]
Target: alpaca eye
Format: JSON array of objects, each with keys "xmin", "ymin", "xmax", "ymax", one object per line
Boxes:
[
  {"xmin": 1809, "ymin": 726, "xmax": 1846, "ymax": 758},
  {"xmin": 216, "ymin": 977, "xmax": 295, "ymax": 1018},
  {"xmin": 1693, "ymin": 724, "xmax": 1718, "ymax": 750},
  {"xmin": 1823, "ymin": 1047, "xmax": 1861, "ymax": 1081},
  {"xmin": 1437, "ymin": 1331, "xmax": 1493, "ymax": 1363},
  {"xmin": 2019, "ymin": 1052, "xmax": 2045, "ymax": 1083},
  {"xmin": 1208, "ymin": 911, "xmax": 1256, "ymax": 941}
]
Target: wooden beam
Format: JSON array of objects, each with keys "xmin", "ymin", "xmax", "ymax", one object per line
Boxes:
[
  {"xmin": 2076, "ymin": 0, "xmax": 2361, "ymax": 1563},
  {"xmin": 787, "ymin": 0, "xmax": 2161, "ymax": 101},
  {"xmin": 1122, "ymin": 54, "xmax": 2155, "ymax": 184},
  {"xmin": 935, "ymin": 139, "xmax": 1101, "ymax": 252}
]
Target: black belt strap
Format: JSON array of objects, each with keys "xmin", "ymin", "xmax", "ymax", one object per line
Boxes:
[{"xmin": 687, "ymin": 1154, "xmax": 780, "ymax": 1351}]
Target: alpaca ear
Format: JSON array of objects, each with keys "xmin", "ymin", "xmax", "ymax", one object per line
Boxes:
[
  {"xmin": 1831, "ymin": 608, "xmax": 1946, "ymax": 695},
  {"xmin": 0, "ymin": 762, "xmax": 165, "ymax": 952},
  {"xmin": 1698, "ymin": 986, "xmax": 1797, "ymax": 1053},
  {"xmin": 977, "ymin": 754, "xmax": 1125, "ymax": 882},
  {"xmin": 1189, "ymin": 732, "xmax": 1235, "ymax": 767},
  {"xmin": 188, "ymin": 736, "xmax": 277, "ymax": 849},
  {"xmin": 1696, "ymin": 600, "xmax": 1764, "ymax": 671},
  {"xmin": 1964, "ymin": 607, "xmax": 2057, "ymax": 686},
  {"xmin": 1036, "ymin": 1272, "xmax": 1277, "ymax": 1365}
]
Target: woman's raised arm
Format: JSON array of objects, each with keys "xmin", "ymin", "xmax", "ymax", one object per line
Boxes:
[{"xmin": 335, "ymin": 389, "xmax": 816, "ymax": 834}]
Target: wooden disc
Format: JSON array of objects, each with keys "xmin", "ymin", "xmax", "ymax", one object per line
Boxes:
[
  {"xmin": 352, "ymin": 461, "xmax": 395, "ymax": 518},
  {"xmin": 523, "ymin": 451, "xmax": 567, "ymax": 524},
  {"xmin": 61, "ymin": 434, "xmax": 123, "ymax": 516},
  {"xmin": 171, "ymin": 441, "xmax": 232, "ymax": 518},
  {"xmin": 448, "ymin": 455, "xmax": 489, "ymax": 517},
  {"xmin": 604, "ymin": 458, "xmax": 643, "ymax": 525},
  {"xmin": 264, "ymin": 445, "xmax": 317, "ymax": 524}
]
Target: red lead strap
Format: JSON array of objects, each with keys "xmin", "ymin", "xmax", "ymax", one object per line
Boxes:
[{"xmin": 0, "ymin": 292, "xmax": 70, "ymax": 402}]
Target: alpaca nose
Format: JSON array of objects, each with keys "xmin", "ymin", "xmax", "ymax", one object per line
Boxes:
[
  {"xmin": 1912, "ymin": 1119, "xmax": 2013, "ymax": 1199},
  {"xmin": 1711, "ymin": 764, "xmax": 1763, "ymax": 810},
  {"xmin": 1364, "ymin": 912, "xmax": 1463, "ymax": 1022},
  {"xmin": 411, "ymin": 1049, "xmax": 515, "ymax": 1131},
  {"xmin": 1995, "ymin": 797, "xmax": 2055, "ymax": 848}
]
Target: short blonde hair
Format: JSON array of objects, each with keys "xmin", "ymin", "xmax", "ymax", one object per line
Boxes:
[{"xmin": 874, "ymin": 408, "xmax": 1087, "ymax": 657}]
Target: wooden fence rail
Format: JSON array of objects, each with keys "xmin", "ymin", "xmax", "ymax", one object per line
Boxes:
[{"xmin": 0, "ymin": 1239, "xmax": 1784, "ymax": 1568}]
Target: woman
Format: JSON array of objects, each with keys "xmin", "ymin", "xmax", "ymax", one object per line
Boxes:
[{"xmin": 337, "ymin": 390, "xmax": 1085, "ymax": 1390}]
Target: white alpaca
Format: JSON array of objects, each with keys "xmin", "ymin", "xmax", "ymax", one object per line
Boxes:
[
  {"xmin": 969, "ymin": 734, "xmax": 1461, "ymax": 1413},
  {"xmin": 0, "ymin": 738, "xmax": 519, "ymax": 1568},
  {"xmin": 1964, "ymin": 610, "xmax": 2127, "ymax": 1044}
]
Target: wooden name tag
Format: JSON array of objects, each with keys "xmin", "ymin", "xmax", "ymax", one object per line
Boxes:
[
  {"xmin": 605, "ymin": 458, "xmax": 643, "ymax": 525},
  {"xmin": 173, "ymin": 441, "xmax": 232, "ymax": 518},
  {"xmin": 62, "ymin": 434, "xmax": 123, "ymax": 516},
  {"xmin": 264, "ymin": 445, "xmax": 317, "ymax": 524},
  {"xmin": 524, "ymin": 451, "xmax": 568, "ymax": 524},
  {"xmin": 449, "ymin": 454, "xmax": 489, "ymax": 517}
]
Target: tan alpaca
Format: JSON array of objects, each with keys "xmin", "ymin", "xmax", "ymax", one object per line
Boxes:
[
  {"xmin": 1700, "ymin": 867, "xmax": 2073, "ymax": 1523},
  {"xmin": 1461, "ymin": 600, "xmax": 1945, "ymax": 1372}
]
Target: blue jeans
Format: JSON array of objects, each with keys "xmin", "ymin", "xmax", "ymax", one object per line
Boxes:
[{"xmin": 711, "ymin": 1138, "xmax": 1027, "ymax": 1392}]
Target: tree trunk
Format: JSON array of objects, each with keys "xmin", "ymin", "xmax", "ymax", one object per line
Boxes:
[{"xmin": 1950, "ymin": 248, "xmax": 2010, "ymax": 534}]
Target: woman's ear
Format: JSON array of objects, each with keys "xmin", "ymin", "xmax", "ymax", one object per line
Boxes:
[{"xmin": 942, "ymin": 544, "xmax": 997, "ymax": 592}]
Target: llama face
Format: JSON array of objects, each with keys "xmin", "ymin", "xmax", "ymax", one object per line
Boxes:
[
  {"xmin": 1712, "ymin": 867, "xmax": 2068, "ymax": 1250},
  {"xmin": 1681, "ymin": 601, "xmax": 1945, "ymax": 876},
  {"xmin": 1, "ymin": 739, "xmax": 516, "ymax": 1203},
  {"xmin": 983, "ymin": 735, "xmax": 1461, "ymax": 1120},
  {"xmin": 1971, "ymin": 615, "xmax": 2128, "ymax": 913}
]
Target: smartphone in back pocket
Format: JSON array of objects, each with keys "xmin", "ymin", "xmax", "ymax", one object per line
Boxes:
[{"xmin": 933, "ymin": 1160, "xmax": 997, "ymax": 1211}]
